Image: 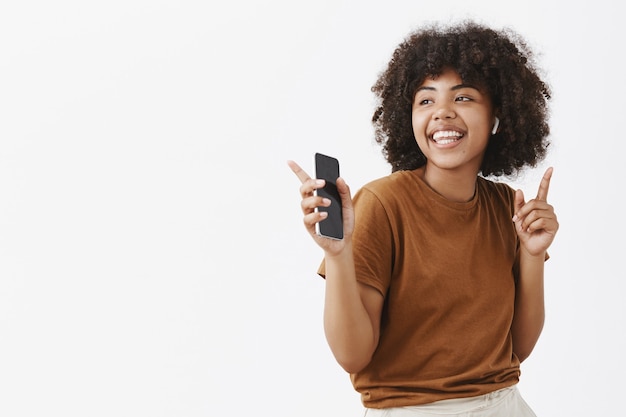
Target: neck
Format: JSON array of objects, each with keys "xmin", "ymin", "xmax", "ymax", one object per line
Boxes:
[{"xmin": 419, "ymin": 165, "xmax": 479, "ymax": 203}]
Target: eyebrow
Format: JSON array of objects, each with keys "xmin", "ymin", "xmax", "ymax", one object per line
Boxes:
[{"xmin": 416, "ymin": 83, "xmax": 480, "ymax": 92}]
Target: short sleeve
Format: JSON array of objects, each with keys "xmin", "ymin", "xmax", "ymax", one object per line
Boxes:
[{"xmin": 318, "ymin": 186, "xmax": 394, "ymax": 297}]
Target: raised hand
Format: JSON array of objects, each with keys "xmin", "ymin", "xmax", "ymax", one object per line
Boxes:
[
  {"xmin": 512, "ymin": 167, "xmax": 559, "ymax": 256},
  {"xmin": 287, "ymin": 160, "xmax": 354, "ymax": 255}
]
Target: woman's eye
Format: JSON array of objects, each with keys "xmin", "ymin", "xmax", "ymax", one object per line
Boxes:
[
  {"xmin": 419, "ymin": 99, "xmax": 434, "ymax": 105},
  {"xmin": 456, "ymin": 96, "xmax": 471, "ymax": 102}
]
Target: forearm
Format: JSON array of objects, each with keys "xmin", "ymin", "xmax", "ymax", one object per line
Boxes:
[
  {"xmin": 323, "ymin": 241, "xmax": 378, "ymax": 373},
  {"xmin": 511, "ymin": 249, "xmax": 546, "ymax": 362}
]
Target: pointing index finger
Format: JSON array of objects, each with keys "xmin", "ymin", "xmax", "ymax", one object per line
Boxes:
[
  {"xmin": 536, "ymin": 167, "xmax": 554, "ymax": 201},
  {"xmin": 287, "ymin": 160, "xmax": 312, "ymax": 184}
]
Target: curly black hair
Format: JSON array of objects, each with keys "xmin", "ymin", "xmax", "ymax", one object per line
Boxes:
[{"xmin": 371, "ymin": 21, "xmax": 551, "ymax": 177}]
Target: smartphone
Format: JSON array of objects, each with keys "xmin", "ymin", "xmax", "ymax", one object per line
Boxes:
[{"xmin": 314, "ymin": 153, "xmax": 343, "ymax": 240}]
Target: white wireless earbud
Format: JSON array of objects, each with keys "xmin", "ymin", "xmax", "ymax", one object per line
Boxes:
[{"xmin": 491, "ymin": 117, "xmax": 500, "ymax": 135}]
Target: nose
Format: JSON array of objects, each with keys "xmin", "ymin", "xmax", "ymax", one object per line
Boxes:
[{"xmin": 432, "ymin": 104, "xmax": 456, "ymax": 120}]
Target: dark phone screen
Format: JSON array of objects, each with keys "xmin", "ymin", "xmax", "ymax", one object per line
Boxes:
[{"xmin": 314, "ymin": 153, "xmax": 343, "ymax": 239}]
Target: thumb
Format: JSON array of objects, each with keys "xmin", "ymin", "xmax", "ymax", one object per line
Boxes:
[
  {"xmin": 336, "ymin": 177, "xmax": 352, "ymax": 207},
  {"xmin": 512, "ymin": 189, "xmax": 525, "ymax": 221}
]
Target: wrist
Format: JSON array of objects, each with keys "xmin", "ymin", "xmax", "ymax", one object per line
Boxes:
[
  {"xmin": 324, "ymin": 238, "xmax": 353, "ymax": 261},
  {"xmin": 520, "ymin": 245, "xmax": 547, "ymax": 260}
]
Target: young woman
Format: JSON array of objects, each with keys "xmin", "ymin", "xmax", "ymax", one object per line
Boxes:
[{"xmin": 288, "ymin": 21, "xmax": 558, "ymax": 417}]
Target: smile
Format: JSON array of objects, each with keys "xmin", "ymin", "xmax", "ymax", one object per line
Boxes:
[{"xmin": 431, "ymin": 130, "xmax": 464, "ymax": 145}]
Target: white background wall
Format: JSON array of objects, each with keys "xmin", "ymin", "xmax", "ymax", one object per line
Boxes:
[{"xmin": 1, "ymin": 1, "xmax": 623, "ymax": 416}]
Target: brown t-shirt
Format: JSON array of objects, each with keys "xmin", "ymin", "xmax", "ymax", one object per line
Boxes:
[{"xmin": 319, "ymin": 168, "xmax": 522, "ymax": 408}]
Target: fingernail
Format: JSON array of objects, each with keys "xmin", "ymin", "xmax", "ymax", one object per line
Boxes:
[
  {"xmin": 512, "ymin": 215, "xmax": 518, "ymax": 222},
  {"xmin": 315, "ymin": 180, "xmax": 325, "ymax": 186}
]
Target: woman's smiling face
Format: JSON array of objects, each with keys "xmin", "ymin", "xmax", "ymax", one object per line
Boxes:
[{"xmin": 411, "ymin": 68, "xmax": 496, "ymax": 174}]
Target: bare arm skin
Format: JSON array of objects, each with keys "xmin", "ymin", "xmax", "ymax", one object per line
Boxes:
[
  {"xmin": 288, "ymin": 160, "xmax": 383, "ymax": 373},
  {"xmin": 324, "ymin": 246, "xmax": 383, "ymax": 372},
  {"xmin": 511, "ymin": 168, "xmax": 559, "ymax": 362}
]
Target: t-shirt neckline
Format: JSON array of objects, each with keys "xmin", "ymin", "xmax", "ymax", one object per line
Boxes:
[{"xmin": 407, "ymin": 168, "xmax": 481, "ymax": 211}]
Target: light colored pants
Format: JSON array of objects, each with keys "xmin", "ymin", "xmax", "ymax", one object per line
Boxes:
[{"xmin": 363, "ymin": 386, "xmax": 536, "ymax": 417}]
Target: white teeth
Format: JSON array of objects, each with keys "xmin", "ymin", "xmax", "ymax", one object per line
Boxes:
[
  {"xmin": 432, "ymin": 130, "xmax": 463, "ymax": 143},
  {"xmin": 436, "ymin": 138, "xmax": 457, "ymax": 145}
]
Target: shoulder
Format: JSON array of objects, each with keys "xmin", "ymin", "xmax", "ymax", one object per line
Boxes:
[
  {"xmin": 359, "ymin": 170, "xmax": 416, "ymax": 198},
  {"xmin": 478, "ymin": 176, "xmax": 515, "ymax": 193},
  {"xmin": 477, "ymin": 176, "xmax": 516, "ymax": 207},
  {"xmin": 351, "ymin": 171, "xmax": 417, "ymax": 221}
]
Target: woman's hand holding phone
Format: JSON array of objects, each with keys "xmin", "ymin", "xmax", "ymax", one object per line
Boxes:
[{"xmin": 287, "ymin": 157, "xmax": 354, "ymax": 255}]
